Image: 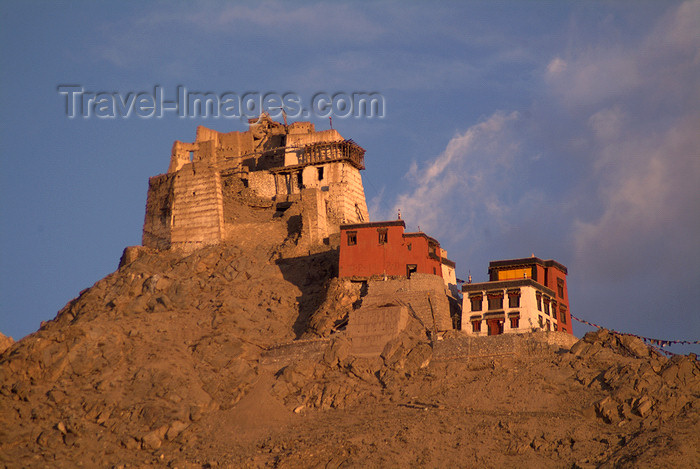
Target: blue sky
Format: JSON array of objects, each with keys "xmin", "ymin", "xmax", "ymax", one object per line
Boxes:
[{"xmin": 1, "ymin": 1, "xmax": 698, "ymax": 353}]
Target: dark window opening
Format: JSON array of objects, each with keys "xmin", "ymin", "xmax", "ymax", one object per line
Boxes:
[
  {"xmin": 488, "ymin": 297, "xmax": 503, "ymax": 310},
  {"xmin": 433, "ymin": 267, "xmax": 436, "ymax": 275},
  {"xmin": 559, "ymin": 307, "xmax": 567, "ymax": 324},
  {"xmin": 471, "ymin": 320, "xmax": 481, "ymax": 333},
  {"xmin": 406, "ymin": 264, "xmax": 417, "ymax": 278},
  {"xmin": 539, "ymin": 315, "xmax": 544, "ymax": 328},
  {"xmin": 347, "ymin": 231, "xmax": 357, "ymax": 246},
  {"xmin": 378, "ymin": 229, "xmax": 388, "ymax": 244},
  {"xmin": 557, "ymin": 278, "xmax": 565, "ymax": 298},
  {"xmin": 510, "ymin": 316, "xmax": 519, "ymax": 329},
  {"xmin": 317, "ymin": 167, "xmax": 324, "ymax": 180},
  {"xmin": 470, "ymin": 297, "xmax": 482, "ymax": 312},
  {"xmin": 508, "ymin": 295, "xmax": 520, "ymax": 308},
  {"xmin": 536, "ymin": 294, "xmax": 542, "ymax": 311},
  {"xmin": 296, "ymin": 172, "xmax": 303, "ymax": 188}
]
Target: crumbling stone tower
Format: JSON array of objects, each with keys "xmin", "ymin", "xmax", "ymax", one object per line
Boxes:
[{"xmin": 142, "ymin": 114, "xmax": 370, "ymax": 250}]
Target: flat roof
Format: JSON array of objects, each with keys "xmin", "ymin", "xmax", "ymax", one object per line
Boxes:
[
  {"xmin": 462, "ymin": 278, "xmax": 556, "ymax": 297},
  {"xmin": 340, "ymin": 220, "xmax": 405, "ymax": 230},
  {"xmin": 488, "ymin": 257, "xmax": 568, "ymax": 274},
  {"xmin": 404, "ymin": 232, "xmax": 440, "ymax": 245}
]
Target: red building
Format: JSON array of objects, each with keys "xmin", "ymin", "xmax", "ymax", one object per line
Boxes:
[{"xmin": 338, "ymin": 220, "xmax": 456, "ymax": 283}]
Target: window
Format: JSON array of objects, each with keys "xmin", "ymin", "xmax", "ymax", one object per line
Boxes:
[
  {"xmin": 543, "ymin": 298, "xmax": 550, "ymax": 316},
  {"xmin": 317, "ymin": 167, "xmax": 324, "ymax": 180},
  {"xmin": 488, "ymin": 296, "xmax": 503, "ymax": 310},
  {"xmin": 508, "ymin": 292, "xmax": 520, "ymax": 308},
  {"xmin": 346, "ymin": 231, "xmax": 357, "ymax": 246},
  {"xmin": 428, "ymin": 243, "xmax": 436, "ymax": 255},
  {"xmin": 551, "ymin": 301, "xmax": 557, "ymax": 315},
  {"xmin": 407, "ymin": 243, "xmax": 412, "ymax": 251},
  {"xmin": 378, "ymin": 228, "xmax": 388, "ymax": 244},
  {"xmin": 557, "ymin": 278, "xmax": 565, "ymax": 298},
  {"xmin": 546, "ymin": 319, "xmax": 551, "ymax": 331},
  {"xmin": 406, "ymin": 264, "xmax": 417, "ymax": 278},
  {"xmin": 559, "ymin": 307, "xmax": 567, "ymax": 324},
  {"xmin": 470, "ymin": 296, "xmax": 483, "ymax": 312},
  {"xmin": 553, "ymin": 323, "xmax": 558, "ymax": 332},
  {"xmin": 536, "ymin": 293, "xmax": 542, "ymax": 311},
  {"xmin": 538, "ymin": 315, "xmax": 544, "ymax": 328},
  {"xmin": 296, "ymin": 172, "xmax": 303, "ymax": 188},
  {"xmin": 510, "ymin": 316, "xmax": 519, "ymax": 329},
  {"xmin": 471, "ymin": 319, "xmax": 481, "ymax": 333},
  {"xmin": 433, "ymin": 267, "xmax": 436, "ymax": 274}
]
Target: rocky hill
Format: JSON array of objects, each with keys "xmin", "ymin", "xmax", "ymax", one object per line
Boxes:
[
  {"xmin": 0, "ymin": 334, "xmax": 12, "ymax": 355},
  {"xmin": 1, "ymin": 196, "xmax": 699, "ymax": 468}
]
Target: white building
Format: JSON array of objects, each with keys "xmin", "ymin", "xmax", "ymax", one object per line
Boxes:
[{"xmin": 461, "ymin": 279, "xmax": 565, "ymax": 336}]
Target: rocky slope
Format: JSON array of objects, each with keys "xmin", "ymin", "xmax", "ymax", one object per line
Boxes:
[
  {"xmin": 1, "ymin": 205, "xmax": 698, "ymax": 467},
  {"xmin": 0, "ymin": 334, "xmax": 12, "ymax": 355}
]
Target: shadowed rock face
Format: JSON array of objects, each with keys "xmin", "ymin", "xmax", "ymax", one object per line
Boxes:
[{"xmin": 1, "ymin": 200, "xmax": 699, "ymax": 468}]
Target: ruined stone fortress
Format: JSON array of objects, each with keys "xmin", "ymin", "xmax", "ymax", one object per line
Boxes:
[{"xmin": 143, "ymin": 113, "xmax": 369, "ymax": 251}]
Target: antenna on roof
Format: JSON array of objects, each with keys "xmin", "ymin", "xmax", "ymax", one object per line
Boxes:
[
  {"xmin": 269, "ymin": 106, "xmax": 288, "ymax": 131},
  {"xmin": 329, "ymin": 116, "xmax": 333, "ymax": 130},
  {"xmin": 397, "ymin": 208, "xmax": 401, "ymax": 220}
]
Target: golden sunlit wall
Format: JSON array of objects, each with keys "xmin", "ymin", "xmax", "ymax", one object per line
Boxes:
[{"xmin": 497, "ymin": 268, "xmax": 531, "ymax": 280}]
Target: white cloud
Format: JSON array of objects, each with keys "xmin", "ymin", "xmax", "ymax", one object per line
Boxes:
[
  {"xmin": 546, "ymin": 57, "xmax": 566, "ymax": 76},
  {"xmin": 390, "ymin": 111, "xmax": 522, "ymax": 242}
]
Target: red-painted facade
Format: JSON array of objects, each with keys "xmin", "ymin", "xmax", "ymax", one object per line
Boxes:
[
  {"xmin": 338, "ymin": 220, "xmax": 446, "ymax": 279},
  {"xmin": 488, "ymin": 257, "xmax": 572, "ymax": 334}
]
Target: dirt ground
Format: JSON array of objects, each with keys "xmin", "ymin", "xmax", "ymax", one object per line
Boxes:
[{"xmin": 1, "ymin": 206, "xmax": 698, "ymax": 468}]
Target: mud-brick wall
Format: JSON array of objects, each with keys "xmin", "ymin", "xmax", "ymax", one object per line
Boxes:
[
  {"xmin": 248, "ymin": 171, "xmax": 276, "ymax": 199},
  {"xmin": 433, "ymin": 331, "xmax": 578, "ymax": 360},
  {"xmin": 169, "ymin": 163, "xmax": 224, "ymax": 249},
  {"xmin": 327, "ymin": 162, "xmax": 369, "ymax": 225},
  {"xmin": 300, "ymin": 188, "xmax": 328, "ymax": 245},
  {"xmin": 142, "ymin": 173, "xmax": 176, "ymax": 250},
  {"xmin": 364, "ymin": 274, "xmax": 453, "ymax": 331}
]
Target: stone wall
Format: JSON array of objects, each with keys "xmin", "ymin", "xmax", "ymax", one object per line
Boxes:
[
  {"xmin": 362, "ymin": 274, "xmax": 453, "ymax": 332},
  {"xmin": 169, "ymin": 163, "xmax": 224, "ymax": 250},
  {"xmin": 433, "ymin": 331, "xmax": 579, "ymax": 361},
  {"xmin": 300, "ymin": 188, "xmax": 329, "ymax": 246},
  {"xmin": 248, "ymin": 170, "xmax": 276, "ymax": 199},
  {"xmin": 327, "ymin": 162, "xmax": 369, "ymax": 224},
  {"xmin": 348, "ymin": 304, "xmax": 408, "ymax": 357},
  {"xmin": 142, "ymin": 173, "xmax": 176, "ymax": 250}
]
